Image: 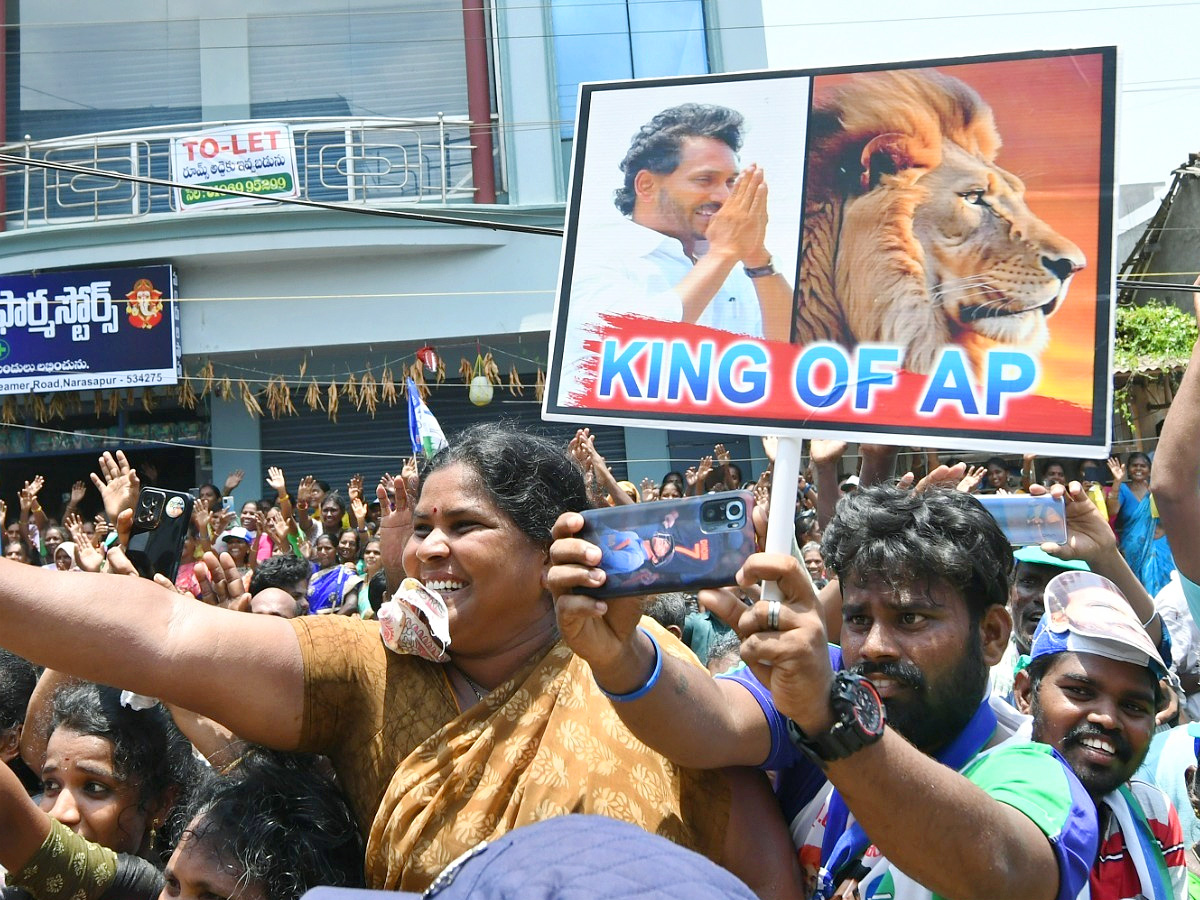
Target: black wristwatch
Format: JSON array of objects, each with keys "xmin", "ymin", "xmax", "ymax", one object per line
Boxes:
[{"xmin": 786, "ymin": 672, "xmax": 886, "ymax": 768}]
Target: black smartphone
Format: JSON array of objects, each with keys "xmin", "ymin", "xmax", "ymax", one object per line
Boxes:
[
  {"xmin": 976, "ymin": 494, "xmax": 1067, "ymax": 546},
  {"xmin": 577, "ymin": 490, "xmax": 756, "ymax": 599},
  {"xmin": 127, "ymin": 487, "xmax": 195, "ymax": 581}
]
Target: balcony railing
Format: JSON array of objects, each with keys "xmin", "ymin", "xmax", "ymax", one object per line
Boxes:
[{"xmin": 0, "ymin": 115, "xmax": 492, "ymax": 230}]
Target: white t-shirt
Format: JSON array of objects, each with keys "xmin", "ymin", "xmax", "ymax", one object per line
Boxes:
[{"xmin": 558, "ymin": 215, "xmax": 764, "ymax": 399}]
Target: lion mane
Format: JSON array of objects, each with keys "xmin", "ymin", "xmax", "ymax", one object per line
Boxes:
[{"xmin": 795, "ymin": 69, "xmax": 1085, "ymax": 374}]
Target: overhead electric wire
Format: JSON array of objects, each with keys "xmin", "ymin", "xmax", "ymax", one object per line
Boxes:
[{"xmin": 0, "ymin": 153, "xmax": 566, "ymax": 237}]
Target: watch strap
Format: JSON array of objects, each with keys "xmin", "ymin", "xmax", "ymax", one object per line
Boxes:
[
  {"xmin": 743, "ymin": 259, "xmax": 776, "ymax": 279},
  {"xmin": 786, "ymin": 672, "xmax": 884, "ymax": 767}
]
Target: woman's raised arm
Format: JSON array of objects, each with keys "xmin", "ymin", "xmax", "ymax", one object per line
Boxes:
[{"xmin": 0, "ymin": 557, "xmax": 305, "ymax": 750}]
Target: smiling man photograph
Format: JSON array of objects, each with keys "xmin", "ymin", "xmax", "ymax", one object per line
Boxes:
[{"xmin": 566, "ymin": 103, "xmax": 793, "ymax": 347}]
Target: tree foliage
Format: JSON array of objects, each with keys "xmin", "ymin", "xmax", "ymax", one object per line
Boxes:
[
  {"xmin": 1113, "ymin": 299, "xmax": 1197, "ymax": 427},
  {"xmin": 1114, "ymin": 299, "xmax": 1198, "ymax": 372}
]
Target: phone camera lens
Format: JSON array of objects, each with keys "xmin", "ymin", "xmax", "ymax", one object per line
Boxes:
[{"xmin": 726, "ymin": 501, "xmax": 743, "ymax": 520}]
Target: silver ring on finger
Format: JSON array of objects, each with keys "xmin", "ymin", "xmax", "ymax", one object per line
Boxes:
[{"xmin": 766, "ymin": 598, "xmax": 781, "ymax": 631}]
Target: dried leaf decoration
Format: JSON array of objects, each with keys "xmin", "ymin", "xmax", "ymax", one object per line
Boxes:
[
  {"xmin": 107, "ymin": 390, "xmax": 121, "ymax": 417},
  {"xmin": 239, "ymin": 380, "xmax": 263, "ymax": 417},
  {"xmin": 280, "ymin": 378, "xmax": 297, "ymax": 416},
  {"xmin": 482, "ymin": 352, "xmax": 502, "ymax": 385},
  {"xmin": 435, "ymin": 356, "xmax": 446, "ymax": 384},
  {"xmin": 535, "ymin": 368, "xmax": 546, "ymax": 402},
  {"xmin": 1, "ymin": 395, "xmax": 17, "ymax": 424},
  {"xmin": 381, "ymin": 366, "xmax": 397, "ymax": 406},
  {"xmin": 265, "ymin": 377, "xmax": 284, "ymax": 419},
  {"xmin": 141, "ymin": 387, "xmax": 156, "ymax": 413},
  {"xmin": 359, "ymin": 371, "xmax": 378, "ymax": 416},
  {"xmin": 48, "ymin": 392, "xmax": 66, "ymax": 420},
  {"xmin": 327, "ymin": 380, "xmax": 340, "ymax": 422},
  {"xmin": 305, "ymin": 378, "xmax": 325, "ymax": 411},
  {"xmin": 199, "ymin": 361, "xmax": 215, "ymax": 398},
  {"xmin": 29, "ymin": 391, "xmax": 48, "ymax": 423},
  {"xmin": 345, "ymin": 373, "xmax": 359, "ymax": 408},
  {"xmin": 299, "ymin": 356, "xmax": 308, "ymax": 378},
  {"xmin": 507, "ymin": 365, "xmax": 523, "ymax": 397},
  {"xmin": 459, "ymin": 358, "xmax": 473, "ymax": 385},
  {"xmin": 93, "ymin": 391, "xmax": 103, "ymax": 418},
  {"xmin": 407, "ymin": 361, "xmax": 428, "ymax": 399},
  {"xmin": 218, "ymin": 374, "xmax": 233, "ymax": 402},
  {"xmin": 178, "ymin": 372, "xmax": 198, "ymax": 410}
]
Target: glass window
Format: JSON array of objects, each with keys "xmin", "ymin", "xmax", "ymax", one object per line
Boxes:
[
  {"xmin": 9, "ymin": 2, "xmax": 471, "ymax": 141},
  {"xmin": 551, "ymin": 0, "xmax": 709, "ymax": 138}
]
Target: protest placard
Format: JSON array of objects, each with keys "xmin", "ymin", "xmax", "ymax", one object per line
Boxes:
[{"xmin": 543, "ymin": 48, "xmax": 1116, "ymax": 456}]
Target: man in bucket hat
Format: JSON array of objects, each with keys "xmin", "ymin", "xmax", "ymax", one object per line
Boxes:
[{"xmin": 1015, "ymin": 570, "xmax": 1187, "ymax": 900}]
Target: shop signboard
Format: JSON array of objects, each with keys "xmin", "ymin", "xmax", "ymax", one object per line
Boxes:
[{"xmin": 0, "ymin": 265, "xmax": 180, "ymax": 395}]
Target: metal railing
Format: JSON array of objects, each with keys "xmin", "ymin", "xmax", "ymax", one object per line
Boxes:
[{"xmin": 0, "ymin": 114, "xmax": 493, "ymax": 230}]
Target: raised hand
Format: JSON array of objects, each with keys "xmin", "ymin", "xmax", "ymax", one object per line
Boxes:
[
  {"xmin": 297, "ymin": 475, "xmax": 317, "ymax": 507},
  {"xmin": 399, "ymin": 457, "xmax": 420, "ymax": 505},
  {"xmin": 68, "ymin": 480, "xmax": 87, "ymax": 506},
  {"xmin": 350, "ymin": 494, "xmax": 369, "ymax": 530},
  {"xmin": 265, "ymin": 466, "xmax": 287, "ymax": 495},
  {"xmin": 92, "ymin": 515, "xmax": 109, "ymax": 546},
  {"xmin": 1106, "ymin": 456, "xmax": 1125, "ymax": 484},
  {"xmin": 808, "ymin": 439, "xmax": 847, "ymax": 467},
  {"xmin": 90, "ymin": 450, "xmax": 141, "ymax": 521},
  {"xmin": 192, "ymin": 497, "xmax": 213, "ymax": 543},
  {"xmin": 222, "ymin": 468, "xmax": 245, "ymax": 495},
  {"xmin": 704, "ymin": 164, "xmax": 769, "ymax": 265},
  {"xmin": 377, "ymin": 474, "xmax": 413, "ymax": 592},
  {"xmin": 638, "ymin": 477, "xmax": 658, "ymax": 502},
  {"xmin": 761, "ymin": 435, "xmax": 779, "ymax": 463},
  {"xmin": 194, "ymin": 550, "xmax": 251, "ymax": 610},
  {"xmin": 1030, "ymin": 481, "xmax": 1118, "ymax": 564},
  {"xmin": 956, "ymin": 465, "xmax": 987, "ymax": 493},
  {"xmin": 74, "ymin": 535, "xmax": 104, "ymax": 572},
  {"xmin": 714, "ymin": 443, "xmax": 732, "ymax": 470},
  {"xmin": 268, "ymin": 508, "xmax": 294, "ymax": 544},
  {"xmin": 23, "ymin": 475, "xmax": 44, "ymax": 501},
  {"xmin": 347, "ymin": 473, "xmax": 364, "ymax": 503}
]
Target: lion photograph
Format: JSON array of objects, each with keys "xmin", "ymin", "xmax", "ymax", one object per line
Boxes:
[{"xmin": 795, "ymin": 67, "xmax": 1089, "ymax": 375}]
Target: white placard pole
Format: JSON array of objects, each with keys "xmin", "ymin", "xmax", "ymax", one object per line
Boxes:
[{"xmin": 761, "ymin": 436, "xmax": 813, "ymax": 605}]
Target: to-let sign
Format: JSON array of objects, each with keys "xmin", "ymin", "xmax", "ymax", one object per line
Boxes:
[{"xmin": 170, "ymin": 122, "xmax": 300, "ymax": 211}]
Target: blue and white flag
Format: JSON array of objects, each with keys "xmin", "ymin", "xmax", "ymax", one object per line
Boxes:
[{"xmin": 407, "ymin": 378, "xmax": 448, "ymax": 460}]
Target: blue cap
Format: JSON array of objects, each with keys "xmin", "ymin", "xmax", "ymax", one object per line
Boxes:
[
  {"xmin": 1013, "ymin": 546, "xmax": 1090, "ymax": 572},
  {"xmin": 1029, "ymin": 571, "xmax": 1167, "ymax": 680},
  {"xmin": 301, "ymin": 815, "xmax": 757, "ymax": 900}
]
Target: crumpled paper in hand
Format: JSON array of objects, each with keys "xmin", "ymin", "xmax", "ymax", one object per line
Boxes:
[{"xmin": 378, "ymin": 577, "xmax": 451, "ymax": 662}]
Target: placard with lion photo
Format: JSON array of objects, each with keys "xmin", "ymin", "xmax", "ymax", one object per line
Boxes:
[{"xmin": 544, "ymin": 48, "xmax": 1116, "ymax": 457}]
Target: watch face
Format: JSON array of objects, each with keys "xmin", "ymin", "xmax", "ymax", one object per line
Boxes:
[{"xmin": 850, "ymin": 679, "xmax": 886, "ymax": 736}]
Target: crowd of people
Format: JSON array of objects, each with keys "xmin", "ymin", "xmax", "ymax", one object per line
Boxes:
[{"xmin": 0, "ymin": 340, "xmax": 1198, "ymax": 898}]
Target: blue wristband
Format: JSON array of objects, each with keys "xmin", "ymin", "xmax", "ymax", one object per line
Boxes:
[{"xmin": 597, "ymin": 627, "xmax": 662, "ymax": 702}]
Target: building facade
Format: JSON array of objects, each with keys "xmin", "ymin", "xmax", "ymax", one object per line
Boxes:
[{"xmin": 0, "ymin": 1, "xmax": 771, "ymax": 510}]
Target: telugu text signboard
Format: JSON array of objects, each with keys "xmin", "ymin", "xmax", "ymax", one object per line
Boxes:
[
  {"xmin": 170, "ymin": 122, "xmax": 300, "ymax": 210},
  {"xmin": 0, "ymin": 265, "xmax": 179, "ymax": 395},
  {"xmin": 543, "ymin": 48, "xmax": 1117, "ymax": 457}
]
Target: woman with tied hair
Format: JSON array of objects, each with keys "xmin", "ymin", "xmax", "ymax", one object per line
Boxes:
[
  {"xmin": 0, "ymin": 682, "xmax": 203, "ymax": 898},
  {"xmin": 0, "ymin": 425, "xmax": 796, "ymax": 897}
]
